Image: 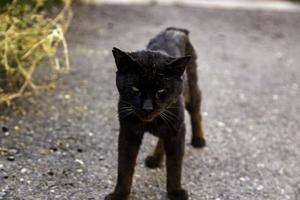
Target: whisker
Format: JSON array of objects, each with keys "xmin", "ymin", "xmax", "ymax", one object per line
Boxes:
[
  {"xmin": 119, "ymin": 104, "xmax": 133, "ymax": 112},
  {"xmin": 119, "ymin": 108, "xmax": 132, "ymax": 112},
  {"xmin": 164, "ymin": 110, "xmax": 179, "ymax": 120},
  {"xmin": 163, "ymin": 111, "xmax": 179, "ymax": 125},
  {"xmin": 119, "ymin": 100, "xmax": 132, "ymax": 105},
  {"xmin": 119, "ymin": 111, "xmax": 132, "ymax": 115},
  {"xmin": 119, "ymin": 105, "xmax": 132, "ymax": 109},
  {"xmin": 119, "ymin": 110, "xmax": 134, "ymax": 120},
  {"xmin": 159, "ymin": 113, "xmax": 171, "ymax": 130},
  {"xmin": 117, "ymin": 101, "xmax": 136, "ymax": 120},
  {"xmin": 119, "ymin": 107, "xmax": 133, "ymax": 113},
  {"xmin": 160, "ymin": 112, "xmax": 176, "ymax": 131},
  {"xmin": 164, "ymin": 112, "xmax": 179, "ymax": 128}
]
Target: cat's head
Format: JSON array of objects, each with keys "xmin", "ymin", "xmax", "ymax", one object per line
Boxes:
[{"xmin": 112, "ymin": 47, "xmax": 191, "ymax": 122}]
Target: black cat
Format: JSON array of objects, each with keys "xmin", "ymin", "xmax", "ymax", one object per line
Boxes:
[{"xmin": 105, "ymin": 27, "xmax": 205, "ymax": 200}]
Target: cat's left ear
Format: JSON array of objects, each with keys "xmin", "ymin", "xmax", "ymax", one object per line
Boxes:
[
  {"xmin": 112, "ymin": 47, "xmax": 137, "ymax": 73},
  {"xmin": 165, "ymin": 56, "xmax": 192, "ymax": 77}
]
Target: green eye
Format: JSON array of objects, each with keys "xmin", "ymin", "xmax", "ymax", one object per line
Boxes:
[
  {"xmin": 132, "ymin": 86, "xmax": 139, "ymax": 92},
  {"xmin": 157, "ymin": 89, "xmax": 165, "ymax": 93}
]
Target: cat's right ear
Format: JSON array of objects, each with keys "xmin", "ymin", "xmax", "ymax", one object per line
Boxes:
[{"xmin": 112, "ymin": 47, "xmax": 137, "ymax": 73}]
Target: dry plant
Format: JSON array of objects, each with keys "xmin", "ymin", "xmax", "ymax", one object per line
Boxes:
[{"xmin": 0, "ymin": 0, "xmax": 72, "ymax": 105}]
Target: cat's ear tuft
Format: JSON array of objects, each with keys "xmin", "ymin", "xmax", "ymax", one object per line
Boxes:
[
  {"xmin": 112, "ymin": 47, "xmax": 137, "ymax": 72},
  {"xmin": 165, "ymin": 56, "xmax": 191, "ymax": 77}
]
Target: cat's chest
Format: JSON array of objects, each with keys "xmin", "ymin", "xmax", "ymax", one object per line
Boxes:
[{"xmin": 141, "ymin": 119, "xmax": 182, "ymax": 137}]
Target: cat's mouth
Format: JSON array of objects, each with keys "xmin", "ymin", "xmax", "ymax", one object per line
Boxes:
[
  {"xmin": 141, "ymin": 115, "xmax": 155, "ymax": 122},
  {"xmin": 138, "ymin": 112, "xmax": 158, "ymax": 122}
]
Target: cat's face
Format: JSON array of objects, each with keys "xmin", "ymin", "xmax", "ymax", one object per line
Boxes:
[{"xmin": 112, "ymin": 47, "xmax": 191, "ymax": 122}]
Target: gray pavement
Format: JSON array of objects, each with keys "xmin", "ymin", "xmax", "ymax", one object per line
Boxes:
[{"xmin": 1, "ymin": 3, "xmax": 300, "ymax": 200}]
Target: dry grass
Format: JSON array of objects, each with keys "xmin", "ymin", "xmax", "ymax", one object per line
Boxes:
[{"xmin": 0, "ymin": 0, "xmax": 72, "ymax": 105}]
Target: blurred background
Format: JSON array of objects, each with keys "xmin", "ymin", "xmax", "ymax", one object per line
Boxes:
[{"xmin": 0, "ymin": 0, "xmax": 299, "ymax": 199}]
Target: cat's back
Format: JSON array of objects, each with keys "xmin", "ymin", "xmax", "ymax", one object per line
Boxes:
[{"xmin": 147, "ymin": 27, "xmax": 189, "ymax": 57}]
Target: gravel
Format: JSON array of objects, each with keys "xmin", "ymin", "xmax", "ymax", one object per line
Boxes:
[{"xmin": 0, "ymin": 3, "xmax": 300, "ymax": 200}]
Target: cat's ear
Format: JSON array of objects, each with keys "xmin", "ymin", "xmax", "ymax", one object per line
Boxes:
[
  {"xmin": 165, "ymin": 56, "xmax": 192, "ymax": 77},
  {"xmin": 112, "ymin": 47, "xmax": 137, "ymax": 73}
]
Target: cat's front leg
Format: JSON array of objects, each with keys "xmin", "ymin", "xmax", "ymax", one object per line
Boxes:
[
  {"xmin": 105, "ymin": 126, "xmax": 144, "ymax": 200},
  {"xmin": 164, "ymin": 125, "xmax": 188, "ymax": 200}
]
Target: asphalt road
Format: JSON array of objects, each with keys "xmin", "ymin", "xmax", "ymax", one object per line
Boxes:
[{"xmin": 0, "ymin": 3, "xmax": 300, "ymax": 200}]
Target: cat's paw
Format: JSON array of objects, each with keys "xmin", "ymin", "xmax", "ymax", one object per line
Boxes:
[
  {"xmin": 191, "ymin": 137, "xmax": 206, "ymax": 148},
  {"xmin": 104, "ymin": 193, "xmax": 129, "ymax": 200},
  {"xmin": 145, "ymin": 155, "xmax": 162, "ymax": 169},
  {"xmin": 168, "ymin": 189, "xmax": 189, "ymax": 200}
]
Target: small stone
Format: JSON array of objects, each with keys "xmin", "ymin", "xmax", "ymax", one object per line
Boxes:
[
  {"xmin": 50, "ymin": 147, "xmax": 58, "ymax": 152},
  {"xmin": 88, "ymin": 132, "xmax": 94, "ymax": 137},
  {"xmin": 7, "ymin": 156, "xmax": 15, "ymax": 161},
  {"xmin": 64, "ymin": 94, "xmax": 71, "ymax": 100},
  {"xmin": 0, "ymin": 192, "xmax": 7, "ymax": 199},
  {"xmin": 239, "ymin": 93, "xmax": 247, "ymax": 101},
  {"xmin": 1, "ymin": 126, "xmax": 9, "ymax": 133},
  {"xmin": 64, "ymin": 182, "xmax": 75, "ymax": 187},
  {"xmin": 14, "ymin": 126, "xmax": 20, "ymax": 131},
  {"xmin": 278, "ymin": 168, "xmax": 284, "ymax": 175},
  {"xmin": 107, "ymin": 179, "xmax": 113, "ymax": 185},
  {"xmin": 239, "ymin": 176, "xmax": 249, "ymax": 182},
  {"xmin": 48, "ymin": 171, "xmax": 54, "ymax": 176},
  {"xmin": 8, "ymin": 149, "xmax": 18, "ymax": 155},
  {"xmin": 217, "ymin": 121, "xmax": 225, "ymax": 127},
  {"xmin": 257, "ymin": 163, "xmax": 265, "ymax": 168},
  {"xmin": 272, "ymin": 94, "xmax": 279, "ymax": 101},
  {"xmin": 202, "ymin": 112, "xmax": 208, "ymax": 116},
  {"xmin": 257, "ymin": 185, "xmax": 264, "ymax": 191},
  {"xmin": 233, "ymin": 118, "xmax": 240, "ymax": 124},
  {"xmin": 75, "ymin": 159, "xmax": 84, "ymax": 166},
  {"xmin": 20, "ymin": 168, "xmax": 28, "ymax": 174}
]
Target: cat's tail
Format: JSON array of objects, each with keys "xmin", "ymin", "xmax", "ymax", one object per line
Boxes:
[{"xmin": 165, "ymin": 27, "xmax": 189, "ymax": 35}]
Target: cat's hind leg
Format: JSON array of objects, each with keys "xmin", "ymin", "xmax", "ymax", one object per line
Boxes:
[{"xmin": 184, "ymin": 44, "xmax": 206, "ymax": 148}]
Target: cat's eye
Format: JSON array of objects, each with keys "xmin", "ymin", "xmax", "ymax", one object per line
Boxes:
[
  {"xmin": 156, "ymin": 89, "xmax": 166, "ymax": 99},
  {"xmin": 157, "ymin": 89, "xmax": 165, "ymax": 93},
  {"xmin": 131, "ymin": 86, "xmax": 140, "ymax": 92}
]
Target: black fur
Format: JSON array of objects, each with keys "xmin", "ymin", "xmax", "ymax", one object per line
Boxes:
[{"xmin": 105, "ymin": 27, "xmax": 206, "ymax": 200}]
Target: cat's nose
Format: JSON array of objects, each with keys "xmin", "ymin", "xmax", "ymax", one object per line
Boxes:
[{"xmin": 142, "ymin": 99, "xmax": 154, "ymax": 112}]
